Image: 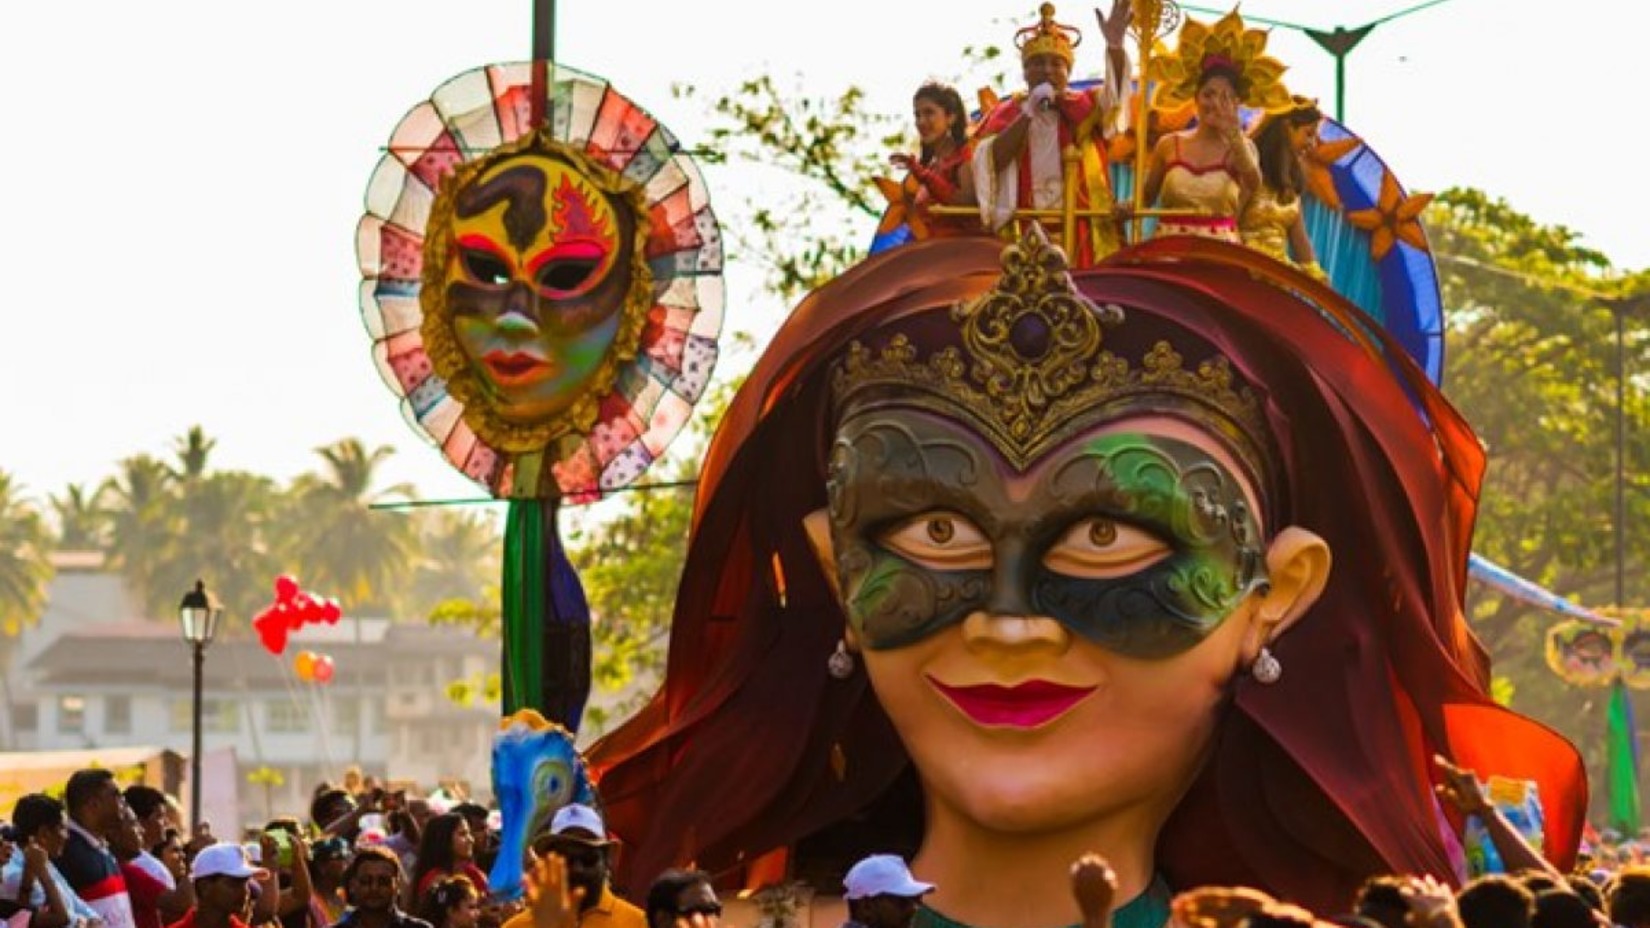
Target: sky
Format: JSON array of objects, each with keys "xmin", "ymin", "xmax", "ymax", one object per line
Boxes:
[{"xmin": 1, "ymin": 0, "xmax": 1642, "ymax": 519}]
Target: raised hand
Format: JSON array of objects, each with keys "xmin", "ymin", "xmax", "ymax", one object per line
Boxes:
[
  {"xmin": 1096, "ymin": 0, "xmax": 1132, "ymax": 48},
  {"xmin": 522, "ymin": 852, "xmax": 584, "ymax": 928},
  {"xmin": 1400, "ymin": 874, "xmax": 1461, "ymax": 928},
  {"xmin": 1433, "ymin": 755, "xmax": 1492, "ymax": 816},
  {"xmin": 890, "ymin": 153, "xmax": 918, "ymax": 172},
  {"xmin": 22, "ymin": 839, "xmax": 49, "ymax": 876}
]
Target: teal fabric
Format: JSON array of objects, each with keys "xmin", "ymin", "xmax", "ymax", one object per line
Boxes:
[{"xmin": 912, "ymin": 878, "xmax": 1170, "ymax": 928}]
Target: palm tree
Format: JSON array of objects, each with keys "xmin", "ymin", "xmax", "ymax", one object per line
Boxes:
[
  {"xmin": 152, "ymin": 470, "xmax": 282, "ymax": 630},
  {"xmin": 50, "ymin": 483, "xmax": 110, "ymax": 553},
  {"xmin": 169, "ymin": 425, "xmax": 217, "ymax": 483},
  {"xmin": 283, "ymin": 439, "xmax": 417, "ymax": 614},
  {"xmin": 102, "ymin": 455, "xmax": 177, "ymax": 615},
  {"xmin": 0, "ymin": 470, "xmax": 55, "ymax": 747},
  {"xmin": 409, "ymin": 509, "xmax": 501, "ymax": 617}
]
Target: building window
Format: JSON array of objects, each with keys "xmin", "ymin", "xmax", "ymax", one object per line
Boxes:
[
  {"xmin": 332, "ymin": 697, "xmax": 358, "ymax": 737},
  {"xmin": 170, "ymin": 700, "xmax": 240, "ymax": 734},
  {"xmin": 415, "ymin": 726, "xmax": 448, "ymax": 755},
  {"xmin": 12, "ymin": 703, "xmax": 37, "ymax": 732},
  {"xmin": 58, "ymin": 695, "xmax": 86, "ymax": 734},
  {"xmin": 105, "ymin": 696, "xmax": 132, "ymax": 735},
  {"xmin": 266, "ymin": 701, "xmax": 311, "ymax": 734}
]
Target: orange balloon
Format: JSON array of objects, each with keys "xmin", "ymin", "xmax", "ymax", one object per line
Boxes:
[{"xmin": 294, "ymin": 650, "xmax": 317, "ymax": 681}]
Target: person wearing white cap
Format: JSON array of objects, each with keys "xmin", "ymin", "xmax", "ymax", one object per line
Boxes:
[
  {"xmin": 503, "ymin": 806, "xmax": 643, "ymax": 928},
  {"xmin": 842, "ymin": 855, "xmax": 934, "ymax": 928},
  {"xmin": 165, "ymin": 843, "xmax": 268, "ymax": 928}
]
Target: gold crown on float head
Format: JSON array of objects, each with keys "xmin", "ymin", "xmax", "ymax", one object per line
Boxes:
[
  {"xmin": 1016, "ymin": 3, "xmax": 1082, "ymax": 65},
  {"xmin": 831, "ymin": 226, "xmax": 1276, "ymax": 492}
]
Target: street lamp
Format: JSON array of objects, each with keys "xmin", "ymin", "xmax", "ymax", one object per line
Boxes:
[
  {"xmin": 1182, "ymin": 0, "xmax": 1456, "ymax": 121},
  {"xmin": 1607, "ymin": 295, "xmax": 1650, "ymax": 608},
  {"xmin": 178, "ymin": 579, "xmax": 221, "ymax": 829}
]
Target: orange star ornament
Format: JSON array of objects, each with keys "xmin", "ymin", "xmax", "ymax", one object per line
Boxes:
[
  {"xmin": 1345, "ymin": 168, "xmax": 1433, "ymax": 260},
  {"xmin": 1301, "ymin": 135, "xmax": 1361, "ymax": 210},
  {"xmin": 874, "ymin": 172, "xmax": 930, "ymax": 239}
]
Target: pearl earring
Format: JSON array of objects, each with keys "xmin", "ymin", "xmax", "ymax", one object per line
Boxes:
[{"xmin": 827, "ymin": 639, "xmax": 855, "ymax": 679}]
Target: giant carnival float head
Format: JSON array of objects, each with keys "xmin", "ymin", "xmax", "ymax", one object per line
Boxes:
[{"xmin": 584, "ymin": 4, "xmax": 1588, "ymax": 922}]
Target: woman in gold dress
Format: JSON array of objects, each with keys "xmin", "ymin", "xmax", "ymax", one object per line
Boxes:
[
  {"xmin": 1139, "ymin": 55, "xmax": 1259, "ymax": 242},
  {"xmin": 1241, "ymin": 97, "xmax": 1325, "ymax": 277}
]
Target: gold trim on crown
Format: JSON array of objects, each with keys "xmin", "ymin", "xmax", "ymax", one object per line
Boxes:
[
  {"xmin": 830, "ymin": 227, "xmax": 1276, "ymax": 493},
  {"xmin": 1017, "ymin": 2, "xmax": 1082, "ymax": 65}
]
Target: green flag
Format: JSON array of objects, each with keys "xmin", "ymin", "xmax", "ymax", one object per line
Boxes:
[{"xmin": 1608, "ymin": 677, "xmax": 1641, "ymax": 832}]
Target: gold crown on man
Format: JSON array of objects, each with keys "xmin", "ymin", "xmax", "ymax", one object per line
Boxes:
[{"xmin": 1016, "ymin": 3, "xmax": 1082, "ymax": 65}]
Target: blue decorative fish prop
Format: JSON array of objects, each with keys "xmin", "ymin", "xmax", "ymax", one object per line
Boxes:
[{"xmin": 487, "ymin": 709, "xmax": 597, "ymax": 900}]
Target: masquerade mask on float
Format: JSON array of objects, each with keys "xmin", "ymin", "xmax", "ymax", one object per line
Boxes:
[
  {"xmin": 358, "ymin": 63, "xmax": 724, "ymax": 500},
  {"xmin": 1546, "ymin": 616, "xmax": 1650, "ymax": 689},
  {"xmin": 422, "ymin": 135, "xmax": 652, "ymax": 452},
  {"xmin": 826, "ymin": 228, "xmax": 1274, "ymax": 659}
]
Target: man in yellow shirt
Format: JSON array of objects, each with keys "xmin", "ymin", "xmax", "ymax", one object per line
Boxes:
[{"xmin": 504, "ymin": 807, "xmax": 644, "ymax": 928}]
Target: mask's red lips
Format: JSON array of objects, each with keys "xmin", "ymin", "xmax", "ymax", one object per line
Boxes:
[
  {"xmin": 927, "ymin": 676, "xmax": 1096, "ymax": 728},
  {"xmin": 483, "ymin": 351, "xmax": 550, "ymax": 385}
]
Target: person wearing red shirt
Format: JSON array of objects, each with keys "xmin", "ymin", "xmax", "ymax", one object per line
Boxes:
[{"xmin": 164, "ymin": 844, "xmax": 265, "ymax": 928}]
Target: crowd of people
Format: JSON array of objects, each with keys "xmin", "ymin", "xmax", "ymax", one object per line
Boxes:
[{"xmin": 1, "ymin": 765, "xmax": 1648, "ymax": 928}]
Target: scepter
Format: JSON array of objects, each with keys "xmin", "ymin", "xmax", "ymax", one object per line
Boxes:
[{"xmin": 1128, "ymin": 0, "xmax": 1182, "ymax": 240}]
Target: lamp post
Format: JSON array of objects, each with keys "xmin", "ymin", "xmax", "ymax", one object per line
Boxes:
[
  {"xmin": 1181, "ymin": 0, "xmax": 1455, "ymax": 121},
  {"xmin": 178, "ymin": 579, "xmax": 221, "ymax": 829},
  {"xmin": 1608, "ymin": 294, "xmax": 1650, "ymax": 608}
]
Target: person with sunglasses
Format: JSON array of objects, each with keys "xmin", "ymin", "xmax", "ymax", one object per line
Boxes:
[
  {"xmin": 328, "ymin": 848, "xmax": 427, "ymax": 928},
  {"xmin": 642, "ymin": 872, "xmax": 718, "ymax": 928},
  {"xmin": 504, "ymin": 808, "xmax": 640, "ymax": 928}
]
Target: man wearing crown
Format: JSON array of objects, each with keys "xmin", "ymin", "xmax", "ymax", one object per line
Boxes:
[{"xmin": 972, "ymin": 1, "xmax": 1133, "ymax": 268}]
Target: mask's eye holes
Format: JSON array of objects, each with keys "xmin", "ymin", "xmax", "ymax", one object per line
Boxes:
[
  {"xmin": 535, "ymin": 258, "xmax": 601, "ymax": 296},
  {"xmin": 459, "ymin": 248, "xmax": 513, "ymax": 286},
  {"xmin": 1043, "ymin": 517, "xmax": 1170, "ymax": 579},
  {"xmin": 879, "ymin": 511, "xmax": 991, "ymax": 571}
]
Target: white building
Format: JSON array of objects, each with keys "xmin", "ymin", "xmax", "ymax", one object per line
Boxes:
[{"xmin": 4, "ymin": 556, "xmax": 497, "ymax": 828}]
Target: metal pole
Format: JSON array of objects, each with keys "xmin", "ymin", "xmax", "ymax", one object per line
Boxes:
[
  {"xmin": 533, "ymin": 0, "xmax": 555, "ymax": 61},
  {"xmin": 1335, "ymin": 52, "xmax": 1347, "ymax": 123},
  {"xmin": 1618, "ymin": 302, "xmax": 1628, "ymax": 608},
  {"xmin": 190, "ymin": 641, "xmax": 204, "ymax": 828}
]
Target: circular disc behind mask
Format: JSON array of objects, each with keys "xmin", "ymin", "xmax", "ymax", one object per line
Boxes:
[{"xmin": 358, "ymin": 61, "xmax": 724, "ymax": 501}]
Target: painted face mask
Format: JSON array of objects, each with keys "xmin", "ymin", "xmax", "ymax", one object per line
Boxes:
[
  {"xmin": 441, "ymin": 152, "xmax": 634, "ymax": 426},
  {"xmin": 826, "ymin": 405, "xmax": 1268, "ymax": 659}
]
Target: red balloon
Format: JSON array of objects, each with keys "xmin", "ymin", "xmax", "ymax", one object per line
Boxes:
[
  {"xmin": 274, "ymin": 575, "xmax": 300, "ymax": 602},
  {"xmin": 254, "ymin": 612, "xmax": 287, "ymax": 656},
  {"xmin": 312, "ymin": 655, "xmax": 335, "ymax": 684},
  {"xmin": 320, "ymin": 599, "xmax": 343, "ymax": 623}
]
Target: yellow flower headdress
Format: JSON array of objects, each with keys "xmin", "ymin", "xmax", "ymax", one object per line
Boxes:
[{"xmin": 1147, "ymin": 9, "xmax": 1291, "ymax": 113}]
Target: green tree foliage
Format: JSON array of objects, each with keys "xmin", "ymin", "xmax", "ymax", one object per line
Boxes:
[
  {"xmin": 678, "ymin": 75, "xmax": 902, "ymax": 303},
  {"xmin": 0, "ymin": 471, "xmax": 54, "ymax": 639},
  {"xmin": 63, "ymin": 429, "xmax": 432, "ymax": 628},
  {"xmin": 1430, "ymin": 187, "xmax": 1650, "ymax": 818},
  {"xmin": 0, "ymin": 470, "xmax": 54, "ymax": 748},
  {"xmin": 409, "ymin": 509, "xmax": 501, "ymax": 614},
  {"xmin": 102, "ymin": 454, "xmax": 177, "ymax": 611},
  {"xmin": 50, "ymin": 483, "xmax": 109, "ymax": 552},
  {"xmin": 283, "ymin": 439, "xmax": 417, "ymax": 614}
]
